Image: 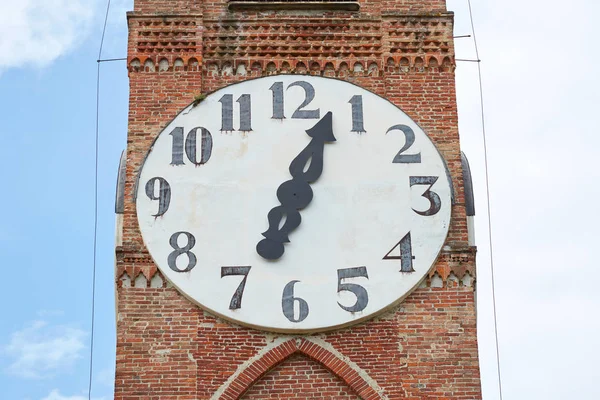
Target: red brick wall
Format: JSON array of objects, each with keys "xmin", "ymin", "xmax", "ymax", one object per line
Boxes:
[
  {"xmin": 241, "ymin": 355, "xmax": 360, "ymax": 399},
  {"xmin": 116, "ymin": 0, "xmax": 481, "ymax": 398}
]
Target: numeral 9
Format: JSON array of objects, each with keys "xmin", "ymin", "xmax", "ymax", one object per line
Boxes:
[{"xmin": 145, "ymin": 177, "xmax": 171, "ymax": 217}]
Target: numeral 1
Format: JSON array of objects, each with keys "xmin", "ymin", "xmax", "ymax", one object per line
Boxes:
[
  {"xmin": 219, "ymin": 94, "xmax": 252, "ymax": 132},
  {"xmin": 348, "ymin": 95, "xmax": 366, "ymax": 133},
  {"xmin": 383, "ymin": 232, "xmax": 415, "ymax": 273},
  {"xmin": 270, "ymin": 82, "xmax": 285, "ymax": 119}
]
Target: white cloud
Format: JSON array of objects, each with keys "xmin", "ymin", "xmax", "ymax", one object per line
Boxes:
[
  {"xmin": 41, "ymin": 389, "xmax": 105, "ymax": 400},
  {"xmin": 0, "ymin": 0, "xmax": 96, "ymax": 70},
  {"xmin": 3, "ymin": 320, "xmax": 87, "ymax": 379}
]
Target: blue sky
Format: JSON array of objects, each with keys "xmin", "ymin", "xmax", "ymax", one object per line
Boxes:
[
  {"xmin": 0, "ymin": 0, "xmax": 129, "ymax": 399},
  {"xmin": 1, "ymin": 0, "xmax": 599, "ymax": 399}
]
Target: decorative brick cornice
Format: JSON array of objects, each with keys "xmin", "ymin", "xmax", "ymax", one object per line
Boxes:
[{"xmin": 126, "ymin": 12, "xmax": 455, "ymax": 74}]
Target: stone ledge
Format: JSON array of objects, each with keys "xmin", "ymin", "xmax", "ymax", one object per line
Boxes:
[{"xmin": 228, "ymin": 1, "xmax": 360, "ymax": 11}]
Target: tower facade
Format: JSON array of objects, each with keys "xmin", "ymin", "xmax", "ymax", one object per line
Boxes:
[{"xmin": 115, "ymin": 0, "xmax": 482, "ymax": 398}]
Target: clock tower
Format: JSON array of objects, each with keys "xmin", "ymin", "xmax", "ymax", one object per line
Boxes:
[{"xmin": 115, "ymin": 0, "xmax": 482, "ymax": 398}]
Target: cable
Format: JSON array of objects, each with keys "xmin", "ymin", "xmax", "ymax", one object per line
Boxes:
[
  {"xmin": 98, "ymin": 57, "xmax": 127, "ymax": 63},
  {"xmin": 89, "ymin": 1, "xmax": 112, "ymax": 399},
  {"xmin": 465, "ymin": 1, "xmax": 504, "ymax": 399}
]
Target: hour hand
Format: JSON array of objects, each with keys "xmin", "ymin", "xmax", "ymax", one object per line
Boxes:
[{"xmin": 257, "ymin": 112, "xmax": 336, "ymax": 260}]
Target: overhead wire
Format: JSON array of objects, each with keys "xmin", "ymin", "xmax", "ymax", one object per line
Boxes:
[
  {"xmin": 465, "ymin": 0, "xmax": 504, "ymax": 399},
  {"xmin": 89, "ymin": 0, "xmax": 112, "ymax": 399}
]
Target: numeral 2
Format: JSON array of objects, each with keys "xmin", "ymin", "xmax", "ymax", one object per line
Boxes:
[
  {"xmin": 383, "ymin": 232, "xmax": 415, "ymax": 273},
  {"xmin": 170, "ymin": 126, "xmax": 213, "ymax": 165},
  {"xmin": 387, "ymin": 124, "xmax": 421, "ymax": 163},
  {"xmin": 221, "ymin": 266, "xmax": 252, "ymax": 310},
  {"xmin": 219, "ymin": 94, "xmax": 252, "ymax": 131},
  {"xmin": 270, "ymin": 81, "xmax": 320, "ymax": 119}
]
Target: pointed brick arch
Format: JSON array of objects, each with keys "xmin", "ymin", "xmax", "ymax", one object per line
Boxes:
[{"xmin": 217, "ymin": 338, "xmax": 386, "ymax": 400}]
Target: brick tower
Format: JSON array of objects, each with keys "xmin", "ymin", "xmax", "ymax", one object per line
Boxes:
[{"xmin": 115, "ymin": 0, "xmax": 482, "ymax": 398}]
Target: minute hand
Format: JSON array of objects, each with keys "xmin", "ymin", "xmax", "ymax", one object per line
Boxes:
[{"xmin": 257, "ymin": 112, "xmax": 336, "ymax": 260}]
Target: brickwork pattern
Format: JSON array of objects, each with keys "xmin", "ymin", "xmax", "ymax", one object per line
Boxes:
[
  {"xmin": 115, "ymin": 284, "xmax": 479, "ymax": 399},
  {"xmin": 117, "ymin": 0, "xmax": 482, "ymax": 398},
  {"xmin": 240, "ymin": 354, "xmax": 361, "ymax": 399}
]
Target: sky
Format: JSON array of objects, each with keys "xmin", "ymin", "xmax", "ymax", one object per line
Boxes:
[{"xmin": 0, "ymin": 0, "xmax": 599, "ymax": 399}]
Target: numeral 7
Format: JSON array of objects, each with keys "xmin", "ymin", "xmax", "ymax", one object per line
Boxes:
[{"xmin": 221, "ymin": 266, "xmax": 252, "ymax": 309}]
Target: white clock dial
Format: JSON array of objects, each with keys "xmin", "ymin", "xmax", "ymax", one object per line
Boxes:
[{"xmin": 136, "ymin": 75, "xmax": 452, "ymax": 333}]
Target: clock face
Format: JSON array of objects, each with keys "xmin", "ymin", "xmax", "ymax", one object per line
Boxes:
[{"xmin": 136, "ymin": 75, "xmax": 452, "ymax": 333}]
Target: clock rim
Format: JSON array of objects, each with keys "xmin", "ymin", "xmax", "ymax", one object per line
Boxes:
[{"xmin": 133, "ymin": 74, "xmax": 455, "ymax": 333}]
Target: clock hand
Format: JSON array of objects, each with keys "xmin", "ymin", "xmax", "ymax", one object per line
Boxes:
[{"xmin": 257, "ymin": 112, "xmax": 336, "ymax": 260}]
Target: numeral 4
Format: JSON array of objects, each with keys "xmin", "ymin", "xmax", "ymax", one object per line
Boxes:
[{"xmin": 383, "ymin": 232, "xmax": 415, "ymax": 273}]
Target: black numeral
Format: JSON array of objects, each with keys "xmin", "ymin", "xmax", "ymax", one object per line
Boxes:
[
  {"xmin": 410, "ymin": 176, "xmax": 441, "ymax": 216},
  {"xmin": 282, "ymin": 280, "xmax": 309, "ymax": 323},
  {"xmin": 219, "ymin": 94, "xmax": 253, "ymax": 132},
  {"xmin": 270, "ymin": 81, "xmax": 320, "ymax": 120},
  {"xmin": 221, "ymin": 266, "xmax": 252, "ymax": 310},
  {"xmin": 337, "ymin": 267, "xmax": 369, "ymax": 312},
  {"xmin": 387, "ymin": 124, "xmax": 421, "ymax": 163},
  {"xmin": 289, "ymin": 81, "xmax": 319, "ymax": 119},
  {"xmin": 170, "ymin": 126, "xmax": 213, "ymax": 165},
  {"xmin": 167, "ymin": 232, "xmax": 197, "ymax": 272},
  {"xmin": 348, "ymin": 95, "xmax": 366, "ymax": 133},
  {"xmin": 145, "ymin": 177, "xmax": 171, "ymax": 217},
  {"xmin": 270, "ymin": 82, "xmax": 285, "ymax": 119},
  {"xmin": 383, "ymin": 232, "xmax": 415, "ymax": 273}
]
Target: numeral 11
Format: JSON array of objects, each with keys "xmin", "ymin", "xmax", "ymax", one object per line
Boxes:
[{"xmin": 219, "ymin": 94, "xmax": 252, "ymax": 132}]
